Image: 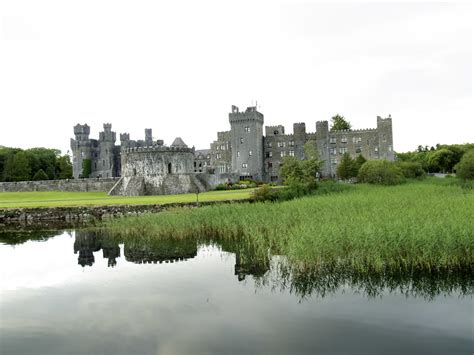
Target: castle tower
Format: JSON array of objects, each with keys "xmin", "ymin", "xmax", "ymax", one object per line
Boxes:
[
  {"xmin": 293, "ymin": 123, "xmax": 306, "ymax": 159},
  {"xmin": 315, "ymin": 121, "xmax": 331, "ymax": 176},
  {"xmin": 70, "ymin": 124, "xmax": 92, "ymax": 179},
  {"xmin": 145, "ymin": 129, "xmax": 153, "ymax": 145},
  {"xmin": 229, "ymin": 105, "xmax": 264, "ymax": 181},
  {"xmin": 377, "ymin": 115, "xmax": 394, "ymax": 161},
  {"xmin": 97, "ymin": 123, "xmax": 117, "ymax": 178}
]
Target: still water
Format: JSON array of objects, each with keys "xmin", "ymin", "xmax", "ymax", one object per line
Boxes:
[{"xmin": 0, "ymin": 230, "xmax": 472, "ymax": 355}]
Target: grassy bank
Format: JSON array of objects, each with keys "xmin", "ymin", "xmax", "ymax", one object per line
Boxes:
[
  {"xmin": 104, "ymin": 178, "xmax": 473, "ymax": 272},
  {"xmin": 0, "ymin": 189, "xmax": 254, "ymax": 208}
]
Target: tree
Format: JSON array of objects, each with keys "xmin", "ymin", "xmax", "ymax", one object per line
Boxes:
[
  {"xmin": 330, "ymin": 114, "xmax": 351, "ymax": 131},
  {"xmin": 336, "ymin": 153, "xmax": 356, "ymax": 180},
  {"xmin": 82, "ymin": 159, "xmax": 92, "ymax": 178},
  {"xmin": 354, "ymin": 154, "xmax": 367, "ymax": 174},
  {"xmin": 428, "ymin": 148, "xmax": 455, "ymax": 173},
  {"xmin": 455, "ymin": 149, "xmax": 474, "ymax": 181},
  {"xmin": 4, "ymin": 151, "xmax": 31, "ymax": 181},
  {"xmin": 358, "ymin": 160, "xmax": 405, "ymax": 185},
  {"xmin": 33, "ymin": 169, "xmax": 49, "ymax": 181},
  {"xmin": 280, "ymin": 156, "xmax": 303, "ymax": 185},
  {"xmin": 57, "ymin": 155, "xmax": 73, "ymax": 179}
]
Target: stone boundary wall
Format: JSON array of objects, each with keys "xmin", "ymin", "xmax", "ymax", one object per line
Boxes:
[
  {"xmin": 0, "ymin": 178, "xmax": 120, "ymax": 193},
  {"xmin": 0, "ymin": 200, "xmax": 249, "ymax": 226}
]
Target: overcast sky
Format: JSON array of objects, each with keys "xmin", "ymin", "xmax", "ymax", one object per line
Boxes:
[{"xmin": 0, "ymin": 0, "xmax": 472, "ymax": 154}]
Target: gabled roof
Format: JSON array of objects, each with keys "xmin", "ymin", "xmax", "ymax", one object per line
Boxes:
[{"xmin": 171, "ymin": 137, "xmax": 188, "ymax": 148}]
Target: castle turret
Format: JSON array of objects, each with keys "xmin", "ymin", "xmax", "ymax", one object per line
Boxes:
[
  {"xmin": 71, "ymin": 124, "xmax": 92, "ymax": 179},
  {"xmin": 97, "ymin": 123, "xmax": 117, "ymax": 178},
  {"xmin": 293, "ymin": 123, "xmax": 306, "ymax": 159},
  {"xmin": 377, "ymin": 115, "xmax": 394, "ymax": 160},
  {"xmin": 316, "ymin": 121, "xmax": 331, "ymax": 176},
  {"xmin": 229, "ymin": 105, "xmax": 264, "ymax": 181},
  {"xmin": 145, "ymin": 129, "xmax": 153, "ymax": 145}
]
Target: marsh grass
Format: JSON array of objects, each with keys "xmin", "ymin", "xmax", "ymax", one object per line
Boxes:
[{"xmin": 104, "ymin": 178, "xmax": 473, "ymax": 272}]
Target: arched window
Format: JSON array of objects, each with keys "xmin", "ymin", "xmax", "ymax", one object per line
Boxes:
[
  {"xmin": 168, "ymin": 163, "xmax": 172, "ymax": 174},
  {"xmin": 133, "ymin": 168, "xmax": 137, "ymax": 176}
]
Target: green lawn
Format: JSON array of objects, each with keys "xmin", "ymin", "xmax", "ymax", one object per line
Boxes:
[{"xmin": 0, "ymin": 189, "xmax": 254, "ymax": 208}]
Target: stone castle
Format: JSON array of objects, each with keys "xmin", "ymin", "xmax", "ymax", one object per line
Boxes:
[{"xmin": 71, "ymin": 105, "xmax": 394, "ymax": 195}]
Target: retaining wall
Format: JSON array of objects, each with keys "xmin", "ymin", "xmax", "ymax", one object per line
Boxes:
[{"xmin": 0, "ymin": 178, "xmax": 119, "ymax": 193}]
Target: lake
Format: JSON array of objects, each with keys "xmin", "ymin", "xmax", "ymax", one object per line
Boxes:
[{"xmin": 0, "ymin": 230, "xmax": 471, "ymax": 355}]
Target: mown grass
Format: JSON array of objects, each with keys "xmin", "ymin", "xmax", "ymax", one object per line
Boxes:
[
  {"xmin": 104, "ymin": 178, "xmax": 474, "ymax": 272},
  {"xmin": 0, "ymin": 189, "xmax": 255, "ymax": 208}
]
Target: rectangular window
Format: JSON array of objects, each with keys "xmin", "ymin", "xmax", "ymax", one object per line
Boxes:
[
  {"xmin": 289, "ymin": 150, "xmax": 295, "ymax": 157},
  {"xmin": 242, "ymin": 163, "xmax": 248, "ymax": 168},
  {"xmin": 330, "ymin": 148, "xmax": 336, "ymax": 155},
  {"xmin": 289, "ymin": 141, "xmax": 295, "ymax": 147},
  {"xmin": 281, "ymin": 151, "xmax": 287, "ymax": 157},
  {"xmin": 341, "ymin": 136, "xmax": 348, "ymax": 143},
  {"xmin": 240, "ymin": 137, "xmax": 243, "ymax": 144},
  {"xmin": 216, "ymin": 153, "xmax": 221, "ymax": 159},
  {"xmin": 355, "ymin": 147, "xmax": 362, "ymax": 153},
  {"xmin": 330, "ymin": 137, "xmax": 336, "ymax": 144},
  {"xmin": 265, "ymin": 151, "xmax": 273, "ymax": 158},
  {"xmin": 388, "ymin": 145, "xmax": 392, "ymax": 152},
  {"xmin": 244, "ymin": 126, "xmax": 250, "ymax": 133},
  {"xmin": 237, "ymin": 151, "xmax": 240, "ymax": 157},
  {"xmin": 268, "ymin": 161, "xmax": 272, "ymax": 168},
  {"xmin": 249, "ymin": 151, "xmax": 252, "ymax": 156},
  {"xmin": 277, "ymin": 141, "xmax": 286, "ymax": 148},
  {"xmin": 331, "ymin": 158, "xmax": 337, "ymax": 165},
  {"xmin": 339, "ymin": 147, "xmax": 348, "ymax": 154},
  {"xmin": 267, "ymin": 142, "xmax": 272, "ymax": 148},
  {"xmin": 374, "ymin": 146, "xmax": 379, "ymax": 152}
]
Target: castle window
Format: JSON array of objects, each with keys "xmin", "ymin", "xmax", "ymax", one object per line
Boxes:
[
  {"xmin": 216, "ymin": 153, "xmax": 221, "ymax": 159},
  {"xmin": 289, "ymin": 141, "xmax": 295, "ymax": 147},
  {"xmin": 339, "ymin": 147, "xmax": 348, "ymax": 154},
  {"xmin": 330, "ymin": 148, "xmax": 336, "ymax": 155},
  {"xmin": 242, "ymin": 163, "xmax": 248, "ymax": 169},
  {"xmin": 133, "ymin": 168, "xmax": 137, "ymax": 176},
  {"xmin": 265, "ymin": 152, "xmax": 272, "ymax": 158},
  {"xmin": 374, "ymin": 147, "xmax": 379, "ymax": 152},
  {"xmin": 281, "ymin": 151, "xmax": 287, "ymax": 157},
  {"xmin": 355, "ymin": 147, "xmax": 362, "ymax": 153},
  {"xmin": 267, "ymin": 142, "xmax": 272, "ymax": 148},
  {"xmin": 240, "ymin": 137, "xmax": 243, "ymax": 144},
  {"xmin": 330, "ymin": 137, "xmax": 336, "ymax": 144},
  {"xmin": 221, "ymin": 144, "xmax": 226, "ymax": 150},
  {"xmin": 199, "ymin": 163, "xmax": 202, "ymax": 167},
  {"xmin": 168, "ymin": 163, "xmax": 172, "ymax": 174},
  {"xmin": 268, "ymin": 161, "xmax": 273, "ymax": 168},
  {"xmin": 341, "ymin": 136, "xmax": 348, "ymax": 143},
  {"xmin": 388, "ymin": 145, "xmax": 392, "ymax": 151},
  {"xmin": 237, "ymin": 151, "xmax": 240, "ymax": 157},
  {"xmin": 274, "ymin": 130, "xmax": 279, "ymax": 135},
  {"xmin": 331, "ymin": 158, "xmax": 337, "ymax": 165},
  {"xmin": 249, "ymin": 151, "xmax": 252, "ymax": 156},
  {"xmin": 103, "ymin": 160, "xmax": 105, "ymax": 167},
  {"xmin": 289, "ymin": 150, "xmax": 295, "ymax": 157},
  {"xmin": 244, "ymin": 126, "xmax": 250, "ymax": 133},
  {"xmin": 277, "ymin": 142, "xmax": 286, "ymax": 148},
  {"xmin": 353, "ymin": 137, "xmax": 362, "ymax": 143}
]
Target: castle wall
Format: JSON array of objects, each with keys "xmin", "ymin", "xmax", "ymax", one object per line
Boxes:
[{"xmin": 0, "ymin": 178, "xmax": 119, "ymax": 193}]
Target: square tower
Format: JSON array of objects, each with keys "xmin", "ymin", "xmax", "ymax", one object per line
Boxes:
[{"xmin": 229, "ymin": 105, "xmax": 264, "ymax": 181}]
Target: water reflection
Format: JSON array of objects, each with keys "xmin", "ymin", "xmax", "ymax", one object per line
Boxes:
[{"xmin": 1, "ymin": 229, "xmax": 472, "ymax": 299}]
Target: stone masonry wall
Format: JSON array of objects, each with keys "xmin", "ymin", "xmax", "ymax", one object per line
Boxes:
[{"xmin": 0, "ymin": 178, "xmax": 119, "ymax": 193}]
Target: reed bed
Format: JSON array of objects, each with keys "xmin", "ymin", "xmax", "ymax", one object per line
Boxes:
[{"xmin": 104, "ymin": 179, "xmax": 473, "ymax": 272}]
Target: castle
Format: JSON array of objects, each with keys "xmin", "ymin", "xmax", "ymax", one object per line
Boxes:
[{"xmin": 71, "ymin": 105, "xmax": 394, "ymax": 195}]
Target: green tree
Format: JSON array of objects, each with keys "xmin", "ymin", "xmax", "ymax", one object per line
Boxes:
[
  {"xmin": 455, "ymin": 149, "xmax": 474, "ymax": 181},
  {"xmin": 82, "ymin": 159, "xmax": 92, "ymax": 178},
  {"xmin": 4, "ymin": 151, "xmax": 31, "ymax": 181},
  {"xmin": 428, "ymin": 148, "xmax": 455, "ymax": 173},
  {"xmin": 354, "ymin": 154, "xmax": 367, "ymax": 174},
  {"xmin": 336, "ymin": 153, "xmax": 356, "ymax": 180},
  {"xmin": 280, "ymin": 156, "xmax": 303, "ymax": 185},
  {"xmin": 358, "ymin": 160, "xmax": 405, "ymax": 185},
  {"xmin": 33, "ymin": 169, "xmax": 49, "ymax": 181},
  {"xmin": 57, "ymin": 155, "xmax": 73, "ymax": 179},
  {"xmin": 330, "ymin": 114, "xmax": 351, "ymax": 131}
]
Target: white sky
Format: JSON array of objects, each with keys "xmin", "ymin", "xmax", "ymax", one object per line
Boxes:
[{"xmin": 0, "ymin": 0, "xmax": 472, "ymax": 154}]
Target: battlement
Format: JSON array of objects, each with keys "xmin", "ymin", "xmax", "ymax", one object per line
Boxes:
[
  {"xmin": 120, "ymin": 133, "xmax": 130, "ymax": 141},
  {"xmin": 103, "ymin": 123, "xmax": 112, "ymax": 132},
  {"xmin": 330, "ymin": 128, "xmax": 377, "ymax": 134},
  {"xmin": 121, "ymin": 145, "xmax": 194, "ymax": 155},
  {"xmin": 229, "ymin": 105, "xmax": 264, "ymax": 124},
  {"xmin": 74, "ymin": 124, "xmax": 90, "ymax": 136},
  {"xmin": 265, "ymin": 125, "xmax": 285, "ymax": 136}
]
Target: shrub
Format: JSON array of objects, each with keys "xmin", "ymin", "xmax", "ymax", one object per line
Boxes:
[
  {"xmin": 394, "ymin": 161, "xmax": 426, "ymax": 179},
  {"xmin": 455, "ymin": 149, "xmax": 474, "ymax": 181},
  {"xmin": 251, "ymin": 184, "xmax": 279, "ymax": 202},
  {"xmin": 358, "ymin": 160, "xmax": 405, "ymax": 185}
]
